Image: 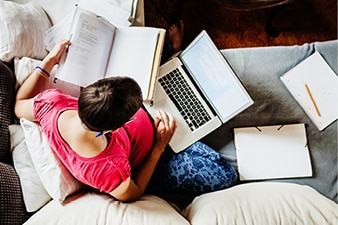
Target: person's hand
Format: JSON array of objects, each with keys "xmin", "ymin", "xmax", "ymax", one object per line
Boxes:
[
  {"xmin": 42, "ymin": 40, "xmax": 71, "ymax": 67},
  {"xmin": 153, "ymin": 110, "xmax": 177, "ymax": 152}
]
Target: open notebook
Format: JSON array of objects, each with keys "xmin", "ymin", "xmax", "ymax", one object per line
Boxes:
[
  {"xmin": 234, "ymin": 124, "xmax": 312, "ymax": 181},
  {"xmin": 280, "ymin": 52, "xmax": 338, "ymax": 131}
]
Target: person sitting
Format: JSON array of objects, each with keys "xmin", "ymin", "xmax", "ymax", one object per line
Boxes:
[{"xmin": 14, "ymin": 39, "xmax": 238, "ymax": 204}]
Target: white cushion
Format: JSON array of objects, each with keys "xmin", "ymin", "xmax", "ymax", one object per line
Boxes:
[
  {"xmin": 14, "ymin": 57, "xmax": 41, "ymax": 88},
  {"xmin": 23, "ymin": 192, "xmax": 189, "ymax": 225},
  {"xmin": 9, "ymin": 124, "xmax": 51, "ymax": 212},
  {"xmin": 9, "ymin": 0, "xmax": 144, "ymax": 26},
  {"xmin": 20, "ymin": 118, "xmax": 83, "ymax": 202},
  {"xmin": 0, "ymin": 0, "xmax": 51, "ymax": 62},
  {"xmin": 13, "ymin": 57, "xmax": 81, "ymax": 97},
  {"xmin": 182, "ymin": 182, "xmax": 338, "ymax": 225}
]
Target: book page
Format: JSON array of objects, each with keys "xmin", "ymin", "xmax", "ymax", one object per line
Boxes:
[
  {"xmin": 105, "ymin": 27, "xmax": 159, "ymax": 98},
  {"xmin": 56, "ymin": 8, "xmax": 116, "ymax": 87},
  {"xmin": 44, "ymin": 10, "xmax": 74, "ymax": 52},
  {"xmin": 280, "ymin": 52, "xmax": 338, "ymax": 131},
  {"xmin": 79, "ymin": 0, "xmax": 134, "ymax": 27}
]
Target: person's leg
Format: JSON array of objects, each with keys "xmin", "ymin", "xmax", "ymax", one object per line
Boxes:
[
  {"xmin": 161, "ymin": 41, "xmax": 175, "ymax": 65},
  {"xmin": 147, "ymin": 141, "xmax": 238, "ymax": 194},
  {"xmin": 161, "ymin": 20, "xmax": 184, "ymax": 64},
  {"xmin": 168, "ymin": 20, "xmax": 184, "ymax": 53}
]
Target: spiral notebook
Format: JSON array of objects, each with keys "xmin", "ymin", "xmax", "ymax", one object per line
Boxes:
[{"xmin": 280, "ymin": 52, "xmax": 338, "ymax": 131}]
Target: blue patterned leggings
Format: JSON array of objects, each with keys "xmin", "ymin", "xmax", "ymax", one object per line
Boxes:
[{"xmin": 147, "ymin": 141, "xmax": 238, "ymax": 195}]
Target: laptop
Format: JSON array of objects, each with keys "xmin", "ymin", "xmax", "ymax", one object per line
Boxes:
[{"xmin": 144, "ymin": 30, "xmax": 253, "ymax": 152}]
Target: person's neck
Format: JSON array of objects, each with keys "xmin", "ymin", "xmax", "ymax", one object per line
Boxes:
[{"xmin": 59, "ymin": 110, "xmax": 108, "ymax": 157}]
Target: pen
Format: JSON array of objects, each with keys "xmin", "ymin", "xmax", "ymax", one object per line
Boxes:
[
  {"xmin": 305, "ymin": 83, "xmax": 321, "ymax": 117},
  {"xmin": 95, "ymin": 130, "xmax": 111, "ymax": 138},
  {"xmin": 95, "ymin": 118, "xmax": 136, "ymax": 138},
  {"xmin": 95, "ymin": 130, "xmax": 112, "ymax": 137}
]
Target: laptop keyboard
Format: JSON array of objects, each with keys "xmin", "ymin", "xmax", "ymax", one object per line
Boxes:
[{"xmin": 158, "ymin": 68, "xmax": 212, "ymax": 131}]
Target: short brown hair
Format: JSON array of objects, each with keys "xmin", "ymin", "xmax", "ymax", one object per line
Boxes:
[{"xmin": 78, "ymin": 76, "xmax": 143, "ymax": 131}]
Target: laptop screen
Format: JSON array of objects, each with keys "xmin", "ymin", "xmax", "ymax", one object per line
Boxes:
[{"xmin": 180, "ymin": 31, "xmax": 253, "ymax": 122}]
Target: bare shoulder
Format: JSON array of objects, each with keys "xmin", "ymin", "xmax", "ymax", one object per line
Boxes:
[{"xmin": 14, "ymin": 98, "xmax": 36, "ymax": 121}]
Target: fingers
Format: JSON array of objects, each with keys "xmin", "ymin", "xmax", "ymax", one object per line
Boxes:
[
  {"xmin": 155, "ymin": 110, "xmax": 176, "ymax": 132},
  {"xmin": 61, "ymin": 39, "xmax": 71, "ymax": 46},
  {"xmin": 44, "ymin": 40, "xmax": 71, "ymax": 66},
  {"xmin": 54, "ymin": 40, "xmax": 71, "ymax": 56},
  {"xmin": 49, "ymin": 40, "xmax": 70, "ymax": 54},
  {"xmin": 154, "ymin": 110, "xmax": 177, "ymax": 146},
  {"xmin": 57, "ymin": 39, "xmax": 71, "ymax": 48},
  {"xmin": 153, "ymin": 110, "xmax": 176, "ymax": 151}
]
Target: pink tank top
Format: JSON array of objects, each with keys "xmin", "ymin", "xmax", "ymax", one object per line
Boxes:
[{"xmin": 33, "ymin": 89, "xmax": 154, "ymax": 192}]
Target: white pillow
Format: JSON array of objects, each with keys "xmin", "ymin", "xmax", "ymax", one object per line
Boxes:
[
  {"xmin": 23, "ymin": 192, "xmax": 190, "ymax": 225},
  {"xmin": 0, "ymin": 1, "xmax": 51, "ymax": 62},
  {"xmin": 9, "ymin": 124, "xmax": 51, "ymax": 212},
  {"xmin": 14, "ymin": 57, "xmax": 81, "ymax": 97},
  {"xmin": 20, "ymin": 118, "xmax": 83, "ymax": 202},
  {"xmin": 182, "ymin": 182, "xmax": 338, "ymax": 225},
  {"xmin": 14, "ymin": 57, "xmax": 42, "ymax": 87}
]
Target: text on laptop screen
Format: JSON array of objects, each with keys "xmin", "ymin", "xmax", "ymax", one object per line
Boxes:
[{"xmin": 180, "ymin": 34, "xmax": 252, "ymax": 122}]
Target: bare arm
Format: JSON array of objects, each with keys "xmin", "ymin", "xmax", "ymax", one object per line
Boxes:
[
  {"xmin": 110, "ymin": 110, "xmax": 176, "ymax": 202},
  {"xmin": 14, "ymin": 40, "xmax": 71, "ymax": 120}
]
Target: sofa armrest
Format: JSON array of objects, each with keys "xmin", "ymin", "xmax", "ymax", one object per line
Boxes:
[
  {"xmin": 0, "ymin": 162, "xmax": 31, "ymax": 225},
  {"xmin": 0, "ymin": 61, "xmax": 15, "ymax": 163},
  {"xmin": 0, "ymin": 60, "xmax": 31, "ymax": 224}
]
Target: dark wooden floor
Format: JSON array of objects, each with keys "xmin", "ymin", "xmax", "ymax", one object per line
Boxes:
[{"xmin": 144, "ymin": 0, "xmax": 337, "ymax": 50}]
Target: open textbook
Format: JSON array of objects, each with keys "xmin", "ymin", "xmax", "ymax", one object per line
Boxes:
[
  {"xmin": 53, "ymin": 7, "xmax": 165, "ymax": 100},
  {"xmin": 280, "ymin": 52, "xmax": 338, "ymax": 131}
]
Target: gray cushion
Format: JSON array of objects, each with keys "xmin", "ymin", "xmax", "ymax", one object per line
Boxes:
[
  {"xmin": 0, "ymin": 61, "xmax": 31, "ymax": 224},
  {"xmin": 202, "ymin": 40, "xmax": 337, "ymax": 202},
  {"xmin": 0, "ymin": 162, "xmax": 31, "ymax": 225},
  {"xmin": 0, "ymin": 61, "xmax": 15, "ymax": 163}
]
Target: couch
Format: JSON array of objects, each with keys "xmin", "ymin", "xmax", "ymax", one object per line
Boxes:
[{"xmin": 0, "ymin": 0, "xmax": 337, "ymax": 224}]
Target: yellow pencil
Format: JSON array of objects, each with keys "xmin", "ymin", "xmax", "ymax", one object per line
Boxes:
[{"xmin": 305, "ymin": 83, "xmax": 321, "ymax": 117}]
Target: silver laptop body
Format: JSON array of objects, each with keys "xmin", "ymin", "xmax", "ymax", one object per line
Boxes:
[{"xmin": 144, "ymin": 30, "xmax": 253, "ymax": 152}]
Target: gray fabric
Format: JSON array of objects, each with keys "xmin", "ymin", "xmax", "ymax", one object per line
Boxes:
[
  {"xmin": 0, "ymin": 162, "xmax": 31, "ymax": 225},
  {"xmin": 202, "ymin": 40, "xmax": 337, "ymax": 202},
  {"xmin": 0, "ymin": 61, "xmax": 31, "ymax": 224},
  {"xmin": 0, "ymin": 61, "xmax": 15, "ymax": 163}
]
